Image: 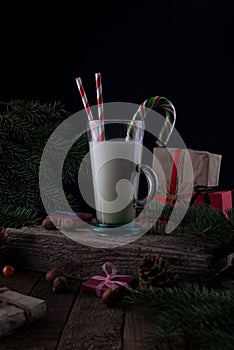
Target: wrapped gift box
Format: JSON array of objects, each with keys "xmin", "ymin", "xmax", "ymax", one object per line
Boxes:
[
  {"xmin": 190, "ymin": 190, "xmax": 233, "ymax": 216},
  {"xmin": 0, "ymin": 287, "xmax": 47, "ymax": 338},
  {"xmin": 153, "ymin": 148, "xmax": 222, "ymax": 204},
  {"xmin": 82, "ymin": 262, "xmax": 136, "ymax": 297}
]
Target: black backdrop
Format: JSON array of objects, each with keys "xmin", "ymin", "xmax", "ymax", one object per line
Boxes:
[{"xmin": 0, "ymin": 1, "xmax": 233, "ymax": 184}]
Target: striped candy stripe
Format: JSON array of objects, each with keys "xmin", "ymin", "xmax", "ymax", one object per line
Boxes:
[
  {"xmin": 75, "ymin": 77, "xmax": 94, "ymax": 121},
  {"xmin": 75, "ymin": 76, "xmax": 98, "ymax": 141},
  {"xmin": 95, "ymin": 73, "xmax": 105, "ymax": 141},
  {"xmin": 126, "ymin": 96, "xmax": 176, "ymax": 146}
]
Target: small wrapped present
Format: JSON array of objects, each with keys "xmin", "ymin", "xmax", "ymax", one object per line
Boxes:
[
  {"xmin": 0, "ymin": 287, "xmax": 47, "ymax": 338},
  {"xmin": 190, "ymin": 186, "xmax": 233, "ymax": 216},
  {"xmin": 82, "ymin": 262, "xmax": 136, "ymax": 297}
]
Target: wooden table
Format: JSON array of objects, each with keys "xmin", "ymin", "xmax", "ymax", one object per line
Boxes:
[
  {"xmin": 0, "ymin": 270, "xmax": 154, "ymax": 350},
  {"xmin": 1, "ymin": 225, "xmax": 233, "ymax": 350}
]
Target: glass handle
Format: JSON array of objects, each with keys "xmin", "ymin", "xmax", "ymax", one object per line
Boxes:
[{"xmin": 136, "ymin": 164, "xmax": 158, "ymax": 207}]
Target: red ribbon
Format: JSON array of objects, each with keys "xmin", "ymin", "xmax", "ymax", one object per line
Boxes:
[
  {"xmin": 92, "ymin": 262, "xmax": 134, "ymax": 297},
  {"xmin": 169, "ymin": 149, "xmax": 182, "ymax": 201}
]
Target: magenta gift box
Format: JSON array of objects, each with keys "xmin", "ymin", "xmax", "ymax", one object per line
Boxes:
[{"xmin": 82, "ymin": 270, "xmax": 136, "ymax": 297}]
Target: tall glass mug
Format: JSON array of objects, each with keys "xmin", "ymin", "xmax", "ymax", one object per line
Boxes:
[{"xmin": 87, "ymin": 120, "xmax": 158, "ymax": 233}]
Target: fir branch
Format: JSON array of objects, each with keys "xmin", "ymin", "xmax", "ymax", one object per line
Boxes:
[
  {"xmin": 125, "ymin": 282, "xmax": 234, "ymax": 350},
  {"xmin": 227, "ymin": 208, "xmax": 234, "ymax": 231},
  {"xmin": 0, "ymin": 100, "xmax": 87, "ymax": 227},
  {"xmin": 149, "ymin": 204, "xmax": 234, "ymax": 252},
  {"xmin": 0, "ymin": 205, "xmax": 38, "ymax": 228}
]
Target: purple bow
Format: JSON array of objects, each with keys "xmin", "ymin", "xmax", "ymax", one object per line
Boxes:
[{"xmin": 92, "ymin": 262, "xmax": 134, "ymax": 297}]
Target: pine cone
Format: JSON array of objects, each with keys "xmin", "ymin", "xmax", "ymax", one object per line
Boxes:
[
  {"xmin": 0, "ymin": 227, "xmax": 11, "ymax": 267},
  {"xmin": 137, "ymin": 254, "xmax": 180, "ymax": 290}
]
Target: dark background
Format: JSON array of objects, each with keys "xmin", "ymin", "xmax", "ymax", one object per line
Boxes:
[{"xmin": 0, "ymin": 1, "xmax": 233, "ymax": 184}]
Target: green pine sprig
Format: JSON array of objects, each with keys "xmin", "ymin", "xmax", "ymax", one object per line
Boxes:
[
  {"xmin": 0, "ymin": 100, "xmax": 88, "ymax": 227},
  {"xmin": 125, "ymin": 282, "xmax": 234, "ymax": 350}
]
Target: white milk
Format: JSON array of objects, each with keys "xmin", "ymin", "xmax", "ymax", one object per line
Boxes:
[{"xmin": 90, "ymin": 141, "xmax": 143, "ymax": 225}]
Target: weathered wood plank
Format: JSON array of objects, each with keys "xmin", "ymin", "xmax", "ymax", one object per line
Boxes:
[
  {"xmin": 7, "ymin": 226, "xmax": 220, "ymax": 283},
  {"xmin": 123, "ymin": 307, "xmax": 188, "ymax": 350},
  {"xmin": 57, "ymin": 287, "xmax": 124, "ymax": 350},
  {"xmin": 0, "ymin": 270, "xmax": 41, "ymax": 295},
  {"xmin": 0, "ymin": 274, "xmax": 80, "ymax": 350},
  {"xmin": 123, "ymin": 307, "xmax": 157, "ymax": 350}
]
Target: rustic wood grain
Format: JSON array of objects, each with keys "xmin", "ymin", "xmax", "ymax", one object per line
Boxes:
[
  {"xmin": 0, "ymin": 273, "xmax": 80, "ymax": 350},
  {"xmin": 123, "ymin": 306, "xmax": 157, "ymax": 350},
  {"xmin": 57, "ymin": 287, "xmax": 124, "ymax": 350},
  {"xmin": 0, "ymin": 270, "xmax": 40, "ymax": 295},
  {"xmin": 7, "ymin": 226, "xmax": 218, "ymax": 283}
]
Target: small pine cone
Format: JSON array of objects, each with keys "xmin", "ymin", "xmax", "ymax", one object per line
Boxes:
[
  {"xmin": 42, "ymin": 217, "xmax": 57, "ymax": 230},
  {"xmin": 138, "ymin": 254, "xmax": 180, "ymax": 290}
]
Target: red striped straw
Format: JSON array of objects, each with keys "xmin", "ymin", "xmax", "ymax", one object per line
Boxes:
[
  {"xmin": 95, "ymin": 72, "xmax": 105, "ymax": 141},
  {"xmin": 75, "ymin": 77, "xmax": 94, "ymax": 121},
  {"xmin": 75, "ymin": 76, "xmax": 98, "ymax": 141}
]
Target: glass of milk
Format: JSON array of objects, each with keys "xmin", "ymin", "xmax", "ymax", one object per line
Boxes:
[{"xmin": 88, "ymin": 120, "xmax": 158, "ymax": 232}]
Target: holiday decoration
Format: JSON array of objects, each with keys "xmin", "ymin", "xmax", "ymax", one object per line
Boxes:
[
  {"xmin": 149, "ymin": 201, "xmax": 234, "ymax": 245},
  {"xmin": 125, "ymin": 281, "xmax": 234, "ymax": 350},
  {"xmin": 2, "ymin": 265, "xmax": 14, "ymax": 277},
  {"xmin": 101, "ymin": 287, "xmax": 122, "ymax": 307},
  {"xmin": 45, "ymin": 268, "xmax": 62, "ymax": 283},
  {"xmin": 0, "ymin": 100, "xmax": 89, "ymax": 228},
  {"xmin": 190, "ymin": 186, "xmax": 233, "ymax": 216},
  {"xmin": 0, "ymin": 287, "xmax": 47, "ymax": 338},
  {"xmin": 82, "ymin": 262, "xmax": 136, "ymax": 297},
  {"xmin": 137, "ymin": 254, "xmax": 179, "ymax": 289},
  {"xmin": 52, "ymin": 276, "xmax": 68, "ymax": 293},
  {"xmin": 126, "ymin": 96, "xmax": 176, "ymax": 146},
  {"xmin": 153, "ymin": 146, "xmax": 222, "ymax": 205}
]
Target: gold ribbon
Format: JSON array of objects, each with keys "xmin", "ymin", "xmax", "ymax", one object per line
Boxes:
[{"xmin": 0, "ymin": 287, "xmax": 32, "ymax": 322}]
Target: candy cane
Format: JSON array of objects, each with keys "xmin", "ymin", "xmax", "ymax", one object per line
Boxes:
[{"xmin": 126, "ymin": 96, "xmax": 176, "ymax": 146}]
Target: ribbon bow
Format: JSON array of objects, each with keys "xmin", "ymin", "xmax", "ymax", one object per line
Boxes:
[
  {"xmin": 92, "ymin": 262, "xmax": 134, "ymax": 297},
  {"xmin": 190, "ymin": 185, "xmax": 230, "ymax": 206}
]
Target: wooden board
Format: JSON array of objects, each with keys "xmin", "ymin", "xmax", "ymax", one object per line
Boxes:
[
  {"xmin": 6, "ymin": 226, "xmax": 224, "ymax": 284},
  {"xmin": 58, "ymin": 287, "xmax": 124, "ymax": 350},
  {"xmin": 123, "ymin": 306, "xmax": 156, "ymax": 350},
  {"xmin": 0, "ymin": 271, "xmax": 40, "ymax": 295}
]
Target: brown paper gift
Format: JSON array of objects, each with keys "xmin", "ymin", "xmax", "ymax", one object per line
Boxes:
[
  {"xmin": 0, "ymin": 287, "xmax": 47, "ymax": 338},
  {"xmin": 152, "ymin": 148, "xmax": 222, "ymax": 202}
]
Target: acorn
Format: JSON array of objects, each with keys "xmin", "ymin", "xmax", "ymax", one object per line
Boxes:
[
  {"xmin": 42, "ymin": 217, "xmax": 57, "ymax": 230},
  {"xmin": 101, "ymin": 288, "xmax": 121, "ymax": 307},
  {"xmin": 52, "ymin": 276, "xmax": 68, "ymax": 293},
  {"xmin": 45, "ymin": 268, "xmax": 62, "ymax": 284}
]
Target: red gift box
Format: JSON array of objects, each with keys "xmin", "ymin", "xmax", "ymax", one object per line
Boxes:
[
  {"xmin": 191, "ymin": 190, "xmax": 232, "ymax": 216},
  {"xmin": 82, "ymin": 262, "xmax": 136, "ymax": 297}
]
